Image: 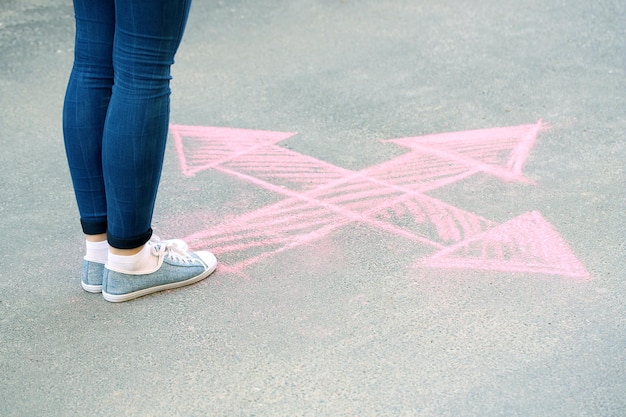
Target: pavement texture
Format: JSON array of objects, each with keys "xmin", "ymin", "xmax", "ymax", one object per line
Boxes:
[{"xmin": 1, "ymin": 0, "xmax": 625, "ymax": 416}]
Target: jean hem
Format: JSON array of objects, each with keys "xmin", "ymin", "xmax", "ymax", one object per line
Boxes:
[
  {"xmin": 81, "ymin": 219, "xmax": 108, "ymax": 235},
  {"xmin": 107, "ymin": 228, "xmax": 153, "ymax": 249}
]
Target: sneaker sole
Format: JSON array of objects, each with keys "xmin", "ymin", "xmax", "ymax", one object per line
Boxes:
[
  {"xmin": 81, "ymin": 282, "xmax": 103, "ymax": 293},
  {"xmin": 102, "ymin": 259, "xmax": 217, "ymax": 303}
]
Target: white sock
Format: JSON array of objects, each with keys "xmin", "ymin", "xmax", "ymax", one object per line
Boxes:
[
  {"xmin": 84, "ymin": 240, "xmax": 109, "ymax": 264},
  {"xmin": 106, "ymin": 244, "xmax": 158, "ymax": 274}
]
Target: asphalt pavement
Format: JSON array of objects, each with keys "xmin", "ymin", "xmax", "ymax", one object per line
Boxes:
[{"xmin": 1, "ymin": 0, "xmax": 624, "ymax": 416}]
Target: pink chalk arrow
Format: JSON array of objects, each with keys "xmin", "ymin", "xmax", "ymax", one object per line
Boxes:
[
  {"xmin": 418, "ymin": 211, "xmax": 590, "ymax": 279},
  {"xmin": 385, "ymin": 120, "xmax": 544, "ymax": 183},
  {"xmin": 170, "ymin": 124, "xmax": 297, "ymax": 177},
  {"xmin": 168, "ymin": 121, "xmax": 589, "ymax": 280}
]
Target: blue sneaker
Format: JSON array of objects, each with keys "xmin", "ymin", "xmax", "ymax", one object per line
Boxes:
[
  {"xmin": 79, "ymin": 236, "xmax": 189, "ymax": 294},
  {"xmin": 102, "ymin": 241, "xmax": 217, "ymax": 303},
  {"xmin": 81, "ymin": 260, "xmax": 105, "ymax": 293}
]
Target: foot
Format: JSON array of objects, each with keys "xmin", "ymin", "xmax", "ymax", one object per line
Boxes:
[
  {"xmin": 81, "ymin": 260, "xmax": 105, "ymax": 293},
  {"xmin": 80, "ymin": 235, "xmax": 189, "ymax": 294},
  {"xmin": 102, "ymin": 241, "xmax": 217, "ymax": 303}
]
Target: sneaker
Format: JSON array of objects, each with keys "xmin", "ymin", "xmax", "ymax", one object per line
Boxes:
[
  {"xmin": 80, "ymin": 235, "xmax": 189, "ymax": 294},
  {"xmin": 102, "ymin": 241, "xmax": 217, "ymax": 303},
  {"xmin": 81, "ymin": 260, "xmax": 105, "ymax": 293}
]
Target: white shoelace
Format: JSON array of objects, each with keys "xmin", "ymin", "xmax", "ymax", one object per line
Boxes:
[
  {"xmin": 151, "ymin": 234, "xmax": 189, "ymax": 251},
  {"xmin": 151, "ymin": 242, "xmax": 195, "ymax": 265}
]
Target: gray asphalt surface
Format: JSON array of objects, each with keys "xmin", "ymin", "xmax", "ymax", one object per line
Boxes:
[{"xmin": 1, "ymin": 0, "xmax": 625, "ymax": 416}]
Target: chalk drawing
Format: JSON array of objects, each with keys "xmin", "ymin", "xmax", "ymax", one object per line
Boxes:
[{"xmin": 169, "ymin": 120, "xmax": 589, "ymax": 279}]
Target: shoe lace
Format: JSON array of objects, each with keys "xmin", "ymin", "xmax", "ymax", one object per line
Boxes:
[{"xmin": 152, "ymin": 241, "xmax": 195, "ymax": 264}]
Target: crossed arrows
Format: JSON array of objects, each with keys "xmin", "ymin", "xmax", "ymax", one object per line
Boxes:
[{"xmin": 169, "ymin": 120, "xmax": 589, "ymax": 279}]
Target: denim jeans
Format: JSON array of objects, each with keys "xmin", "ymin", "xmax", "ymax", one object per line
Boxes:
[{"xmin": 63, "ymin": 0, "xmax": 192, "ymax": 249}]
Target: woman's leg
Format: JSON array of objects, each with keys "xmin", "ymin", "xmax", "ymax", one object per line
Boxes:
[
  {"xmin": 63, "ymin": 0, "xmax": 115, "ymax": 293},
  {"xmin": 103, "ymin": 0, "xmax": 192, "ymax": 250},
  {"xmin": 63, "ymin": 0, "xmax": 115, "ymax": 239},
  {"xmin": 100, "ymin": 0, "xmax": 217, "ymax": 303}
]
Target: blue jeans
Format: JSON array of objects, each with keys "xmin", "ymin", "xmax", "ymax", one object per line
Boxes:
[{"xmin": 63, "ymin": 0, "xmax": 192, "ymax": 249}]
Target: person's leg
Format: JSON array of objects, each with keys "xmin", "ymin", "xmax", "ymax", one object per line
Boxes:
[
  {"xmin": 101, "ymin": 0, "xmax": 216, "ymax": 302},
  {"xmin": 63, "ymin": 0, "xmax": 115, "ymax": 292},
  {"xmin": 103, "ymin": 0, "xmax": 192, "ymax": 251},
  {"xmin": 63, "ymin": 0, "xmax": 115, "ymax": 238}
]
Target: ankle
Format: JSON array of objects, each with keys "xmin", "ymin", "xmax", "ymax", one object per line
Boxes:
[
  {"xmin": 84, "ymin": 239, "xmax": 109, "ymax": 264},
  {"xmin": 107, "ymin": 244, "xmax": 157, "ymax": 274},
  {"xmin": 109, "ymin": 245, "xmax": 145, "ymax": 256},
  {"xmin": 85, "ymin": 233, "xmax": 107, "ymax": 243}
]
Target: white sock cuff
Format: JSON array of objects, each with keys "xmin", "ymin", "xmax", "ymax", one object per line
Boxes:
[
  {"xmin": 84, "ymin": 240, "xmax": 109, "ymax": 264},
  {"xmin": 106, "ymin": 244, "xmax": 157, "ymax": 274}
]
